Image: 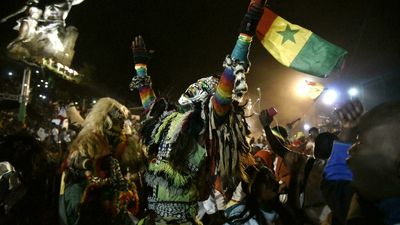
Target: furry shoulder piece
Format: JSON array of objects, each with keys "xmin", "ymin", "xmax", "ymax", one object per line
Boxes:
[
  {"xmin": 114, "ymin": 134, "xmax": 146, "ymax": 173},
  {"xmin": 68, "ymin": 131, "xmax": 110, "ymax": 162},
  {"xmin": 140, "ymin": 98, "xmax": 176, "ymax": 146},
  {"xmin": 67, "ymin": 131, "xmax": 145, "ymax": 173}
]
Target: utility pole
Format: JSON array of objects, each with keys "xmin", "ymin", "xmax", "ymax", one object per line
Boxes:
[{"xmin": 18, "ymin": 67, "xmax": 31, "ymax": 126}]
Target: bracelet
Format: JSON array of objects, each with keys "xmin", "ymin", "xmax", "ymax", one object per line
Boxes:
[
  {"xmin": 223, "ymin": 55, "xmax": 250, "ymax": 73},
  {"xmin": 238, "ymin": 33, "xmax": 253, "ymax": 43},
  {"xmin": 231, "ymin": 35, "xmax": 252, "ymax": 62},
  {"xmin": 134, "ymin": 64, "xmax": 147, "ymax": 77}
]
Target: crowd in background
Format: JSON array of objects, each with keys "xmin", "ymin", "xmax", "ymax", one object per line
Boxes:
[{"xmin": 1, "ymin": 98, "xmax": 400, "ymax": 225}]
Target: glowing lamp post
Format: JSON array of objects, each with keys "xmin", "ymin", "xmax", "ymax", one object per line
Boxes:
[
  {"xmin": 348, "ymin": 87, "xmax": 358, "ymax": 99},
  {"xmin": 322, "ymin": 89, "xmax": 338, "ymax": 105},
  {"xmin": 296, "ymin": 80, "xmax": 310, "ymax": 97}
]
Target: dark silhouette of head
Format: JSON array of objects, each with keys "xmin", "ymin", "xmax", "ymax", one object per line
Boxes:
[
  {"xmin": 314, "ymin": 132, "xmax": 338, "ymax": 160},
  {"xmin": 348, "ymin": 101, "xmax": 400, "ymax": 201},
  {"xmin": 308, "ymin": 127, "xmax": 319, "ymax": 140}
]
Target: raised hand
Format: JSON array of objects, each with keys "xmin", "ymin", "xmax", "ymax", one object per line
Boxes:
[
  {"xmin": 131, "ymin": 35, "xmax": 151, "ymax": 65},
  {"xmin": 335, "ymin": 99, "xmax": 364, "ymax": 143},
  {"xmin": 335, "ymin": 99, "xmax": 364, "ymax": 129},
  {"xmin": 239, "ymin": 0, "xmax": 266, "ymax": 36},
  {"xmin": 259, "ymin": 108, "xmax": 274, "ymax": 128}
]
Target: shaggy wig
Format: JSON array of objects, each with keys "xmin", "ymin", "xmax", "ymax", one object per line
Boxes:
[
  {"xmin": 68, "ymin": 97, "xmax": 135, "ymax": 162},
  {"xmin": 82, "ymin": 97, "xmax": 130, "ymax": 136}
]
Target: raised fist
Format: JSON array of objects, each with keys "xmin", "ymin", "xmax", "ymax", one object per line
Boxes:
[
  {"xmin": 259, "ymin": 108, "xmax": 274, "ymax": 128},
  {"xmin": 335, "ymin": 99, "xmax": 364, "ymax": 129},
  {"xmin": 239, "ymin": 0, "xmax": 266, "ymax": 35}
]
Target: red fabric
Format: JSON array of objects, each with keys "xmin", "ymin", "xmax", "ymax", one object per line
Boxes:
[
  {"xmin": 254, "ymin": 150, "xmax": 291, "ymax": 188},
  {"xmin": 254, "ymin": 150, "xmax": 273, "ymax": 169},
  {"xmin": 256, "ymin": 8, "xmax": 278, "ymax": 39}
]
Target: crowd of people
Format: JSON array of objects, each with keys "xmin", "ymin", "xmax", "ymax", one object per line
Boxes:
[
  {"xmin": 0, "ymin": 102, "xmax": 77, "ymax": 151},
  {"xmin": 1, "ymin": 0, "xmax": 399, "ymax": 225},
  {"xmin": 1, "ymin": 98, "xmax": 399, "ymax": 225},
  {"xmin": 0, "ymin": 99, "xmax": 143, "ymax": 225},
  {"xmin": 0, "ymin": 101, "xmax": 79, "ymax": 225},
  {"xmin": 0, "ymin": 75, "xmax": 20, "ymax": 94}
]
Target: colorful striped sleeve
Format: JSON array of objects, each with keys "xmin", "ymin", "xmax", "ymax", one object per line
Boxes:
[
  {"xmin": 212, "ymin": 34, "xmax": 252, "ymax": 118},
  {"xmin": 135, "ymin": 64, "xmax": 156, "ymax": 110}
]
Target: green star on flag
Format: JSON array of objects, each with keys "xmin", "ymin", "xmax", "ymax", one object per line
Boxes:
[{"xmin": 277, "ymin": 24, "xmax": 299, "ymax": 44}]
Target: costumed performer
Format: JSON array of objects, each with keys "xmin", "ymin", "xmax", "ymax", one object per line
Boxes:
[
  {"xmin": 129, "ymin": 0, "xmax": 266, "ymax": 224},
  {"xmin": 59, "ymin": 97, "xmax": 146, "ymax": 225}
]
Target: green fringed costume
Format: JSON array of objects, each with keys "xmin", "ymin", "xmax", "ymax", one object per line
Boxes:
[
  {"xmin": 130, "ymin": 1, "xmax": 266, "ymax": 223},
  {"xmin": 139, "ymin": 99, "xmax": 253, "ymax": 223}
]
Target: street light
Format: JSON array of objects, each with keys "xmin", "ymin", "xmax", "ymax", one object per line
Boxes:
[
  {"xmin": 8, "ymin": 72, "xmax": 13, "ymax": 76},
  {"xmin": 348, "ymin": 87, "xmax": 359, "ymax": 97},
  {"xmin": 296, "ymin": 80, "xmax": 309, "ymax": 96},
  {"xmin": 322, "ymin": 89, "xmax": 338, "ymax": 105}
]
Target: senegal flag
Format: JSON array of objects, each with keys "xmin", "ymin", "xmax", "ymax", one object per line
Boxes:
[
  {"xmin": 304, "ymin": 80, "xmax": 325, "ymax": 99},
  {"xmin": 256, "ymin": 8, "xmax": 347, "ymax": 78}
]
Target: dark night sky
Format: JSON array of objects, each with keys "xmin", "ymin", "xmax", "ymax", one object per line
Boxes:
[{"xmin": 1, "ymin": 0, "xmax": 400, "ymax": 129}]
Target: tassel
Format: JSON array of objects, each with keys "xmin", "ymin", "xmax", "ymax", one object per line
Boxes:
[{"xmin": 217, "ymin": 129, "xmax": 223, "ymax": 175}]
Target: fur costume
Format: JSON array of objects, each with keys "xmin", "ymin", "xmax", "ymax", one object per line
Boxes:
[
  {"xmin": 130, "ymin": 1, "xmax": 265, "ymax": 223},
  {"xmin": 59, "ymin": 97, "xmax": 145, "ymax": 225},
  {"xmin": 140, "ymin": 98, "xmax": 253, "ymax": 223}
]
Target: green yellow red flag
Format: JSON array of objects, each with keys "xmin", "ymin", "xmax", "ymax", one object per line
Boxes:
[
  {"xmin": 256, "ymin": 8, "xmax": 347, "ymax": 78},
  {"xmin": 297, "ymin": 80, "xmax": 325, "ymax": 99},
  {"xmin": 305, "ymin": 80, "xmax": 325, "ymax": 99}
]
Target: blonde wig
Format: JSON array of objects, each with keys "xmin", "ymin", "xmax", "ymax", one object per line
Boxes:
[{"xmin": 68, "ymin": 97, "xmax": 134, "ymax": 162}]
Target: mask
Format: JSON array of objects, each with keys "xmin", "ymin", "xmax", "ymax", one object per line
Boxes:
[
  {"xmin": 178, "ymin": 76, "xmax": 219, "ymax": 106},
  {"xmin": 104, "ymin": 106, "xmax": 129, "ymax": 137}
]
